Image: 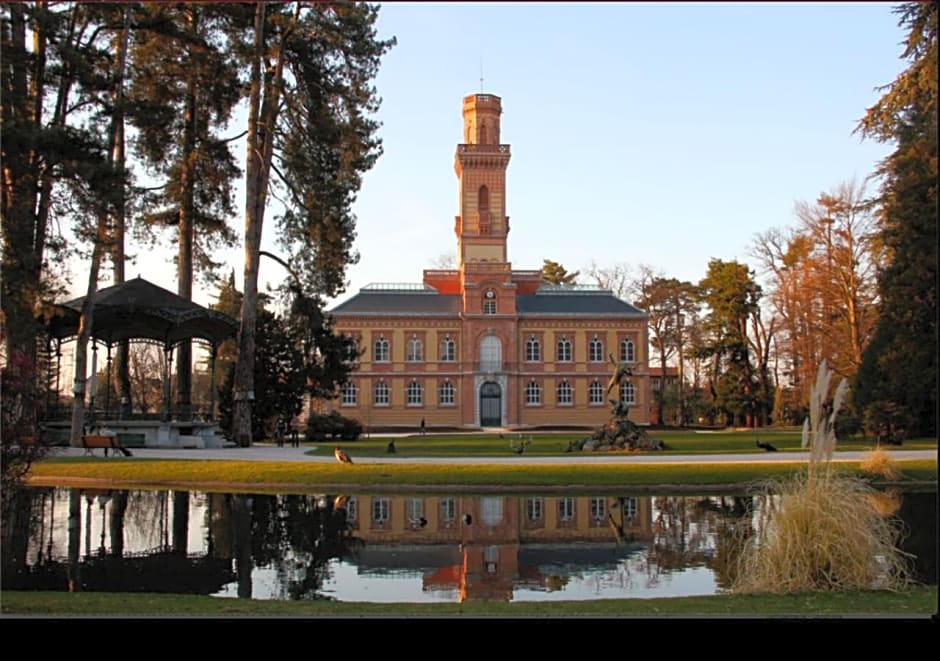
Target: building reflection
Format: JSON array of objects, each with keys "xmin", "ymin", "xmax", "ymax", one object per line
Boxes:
[
  {"xmin": 338, "ymin": 494, "xmax": 654, "ymax": 602},
  {"xmin": 3, "ymin": 488, "xmax": 933, "ymax": 602}
]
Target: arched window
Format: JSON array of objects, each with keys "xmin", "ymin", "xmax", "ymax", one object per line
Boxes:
[
  {"xmin": 589, "ymin": 380, "xmax": 605, "ymax": 405},
  {"xmin": 619, "ymin": 338, "xmax": 635, "ymax": 363},
  {"xmin": 440, "ymin": 337, "xmax": 456, "ymax": 362},
  {"xmin": 556, "ymin": 380, "xmax": 572, "ymax": 406},
  {"xmin": 620, "ymin": 381, "xmax": 636, "ymax": 404},
  {"xmin": 478, "ymin": 185, "xmax": 491, "ymax": 234},
  {"xmin": 407, "ymin": 380, "xmax": 423, "ymax": 406},
  {"xmin": 374, "ymin": 336, "xmax": 389, "ymax": 362},
  {"xmin": 556, "ymin": 337, "xmax": 572, "ymax": 362},
  {"xmin": 341, "ymin": 381, "xmax": 358, "ymax": 406},
  {"xmin": 483, "ymin": 288, "xmax": 497, "ymax": 314},
  {"xmin": 525, "ymin": 380, "xmax": 541, "ymax": 405},
  {"xmin": 525, "ymin": 336, "xmax": 541, "ymax": 362},
  {"xmin": 589, "ymin": 336, "xmax": 604, "ymax": 362},
  {"xmin": 439, "ymin": 381, "xmax": 455, "ymax": 405},
  {"xmin": 407, "ymin": 336, "xmax": 423, "ymax": 362},
  {"xmin": 480, "ymin": 335, "xmax": 502, "ymax": 371},
  {"xmin": 373, "ymin": 381, "xmax": 390, "ymax": 406}
]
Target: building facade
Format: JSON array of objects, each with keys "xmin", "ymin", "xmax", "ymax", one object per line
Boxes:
[{"xmin": 328, "ymin": 93, "xmax": 649, "ymax": 430}]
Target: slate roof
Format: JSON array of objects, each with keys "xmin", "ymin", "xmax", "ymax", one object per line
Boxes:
[
  {"xmin": 329, "ymin": 286, "xmax": 646, "ymax": 317},
  {"xmin": 330, "ymin": 291, "xmax": 462, "ymax": 316},
  {"xmin": 516, "ymin": 292, "xmax": 645, "ymax": 316}
]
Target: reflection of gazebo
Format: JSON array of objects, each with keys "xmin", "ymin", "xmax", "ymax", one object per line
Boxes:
[{"xmin": 40, "ymin": 277, "xmax": 237, "ymax": 447}]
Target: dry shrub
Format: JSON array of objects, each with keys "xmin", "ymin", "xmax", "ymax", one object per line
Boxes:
[
  {"xmin": 868, "ymin": 489, "xmax": 903, "ymax": 517},
  {"xmin": 860, "ymin": 445, "xmax": 901, "ymax": 481},
  {"xmin": 732, "ymin": 360, "xmax": 913, "ymax": 594},
  {"xmin": 732, "ymin": 468, "xmax": 913, "ymax": 593}
]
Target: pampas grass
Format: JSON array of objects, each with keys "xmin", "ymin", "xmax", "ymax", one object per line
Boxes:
[
  {"xmin": 732, "ymin": 360, "xmax": 913, "ymax": 594},
  {"xmin": 860, "ymin": 445, "xmax": 902, "ymax": 481},
  {"xmin": 732, "ymin": 469, "xmax": 912, "ymax": 593}
]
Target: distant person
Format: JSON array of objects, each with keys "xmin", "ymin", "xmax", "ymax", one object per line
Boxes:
[
  {"xmin": 420, "ymin": 418, "xmax": 426, "ymax": 436},
  {"xmin": 290, "ymin": 419, "xmax": 300, "ymax": 448},
  {"xmin": 275, "ymin": 416, "xmax": 287, "ymax": 448}
]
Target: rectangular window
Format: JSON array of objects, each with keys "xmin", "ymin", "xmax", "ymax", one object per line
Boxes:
[
  {"xmin": 558, "ymin": 497, "xmax": 575, "ymax": 522},
  {"xmin": 589, "ymin": 338, "xmax": 604, "ymax": 362},
  {"xmin": 526, "ymin": 497, "xmax": 543, "ymax": 523},
  {"xmin": 407, "ymin": 498, "xmax": 424, "ymax": 527},
  {"xmin": 556, "ymin": 381, "xmax": 572, "ymax": 405},
  {"xmin": 440, "ymin": 338, "xmax": 456, "ymax": 362},
  {"xmin": 374, "ymin": 338, "xmax": 389, "ymax": 362},
  {"xmin": 341, "ymin": 381, "xmax": 357, "ymax": 406},
  {"xmin": 439, "ymin": 381, "xmax": 455, "ymax": 405},
  {"xmin": 372, "ymin": 498, "xmax": 390, "ymax": 525},
  {"xmin": 440, "ymin": 497, "xmax": 456, "ymax": 523},
  {"xmin": 374, "ymin": 382, "xmax": 390, "ymax": 406},
  {"xmin": 525, "ymin": 381, "xmax": 541, "ymax": 405},
  {"xmin": 407, "ymin": 381, "xmax": 423, "ymax": 406},
  {"xmin": 406, "ymin": 338, "xmax": 423, "ymax": 362}
]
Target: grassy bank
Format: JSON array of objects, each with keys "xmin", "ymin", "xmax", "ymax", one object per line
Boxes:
[
  {"xmin": 2, "ymin": 586, "xmax": 936, "ymax": 618},
  {"xmin": 25, "ymin": 456, "xmax": 938, "ymax": 494},
  {"xmin": 25, "ymin": 430, "xmax": 938, "ymax": 493}
]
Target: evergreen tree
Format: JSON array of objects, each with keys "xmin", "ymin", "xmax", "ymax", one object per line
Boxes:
[
  {"xmin": 853, "ymin": 2, "xmax": 937, "ymax": 437},
  {"xmin": 696, "ymin": 259, "xmax": 764, "ymax": 427},
  {"xmin": 126, "ymin": 2, "xmax": 243, "ymax": 418},
  {"xmin": 541, "ymin": 259, "xmax": 580, "ymax": 285},
  {"xmin": 232, "ymin": 3, "xmax": 394, "ymax": 445}
]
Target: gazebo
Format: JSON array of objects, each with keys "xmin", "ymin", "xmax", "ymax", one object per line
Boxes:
[{"xmin": 40, "ymin": 276, "xmax": 238, "ymax": 448}]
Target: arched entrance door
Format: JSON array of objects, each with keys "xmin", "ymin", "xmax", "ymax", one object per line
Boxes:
[{"xmin": 479, "ymin": 382, "xmax": 502, "ymax": 427}]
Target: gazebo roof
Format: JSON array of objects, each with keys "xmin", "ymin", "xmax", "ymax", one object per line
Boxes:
[{"xmin": 42, "ymin": 276, "xmax": 238, "ymax": 348}]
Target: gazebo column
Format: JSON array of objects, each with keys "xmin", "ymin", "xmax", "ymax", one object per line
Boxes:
[
  {"xmin": 55, "ymin": 340, "xmax": 62, "ymax": 418},
  {"xmin": 104, "ymin": 344, "xmax": 113, "ymax": 420},
  {"xmin": 209, "ymin": 345, "xmax": 218, "ymax": 422},
  {"xmin": 45, "ymin": 337, "xmax": 54, "ymax": 417},
  {"xmin": 162, "ymin": 343, "xmax": 174, "ymax": 422}
]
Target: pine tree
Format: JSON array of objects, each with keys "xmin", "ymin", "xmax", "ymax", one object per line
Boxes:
[{"xmin": 853, "ymin": 2, "xmax": 937, "ymax": 437}]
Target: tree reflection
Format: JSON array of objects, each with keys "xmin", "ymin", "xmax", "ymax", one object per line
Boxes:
[
  {"xmin": 247, "ymin": 493, "xmax": 363, "ymax": 600},
  {"xmin": 648, "ymin": 495, "xmax": 756, "ymax": 590}
]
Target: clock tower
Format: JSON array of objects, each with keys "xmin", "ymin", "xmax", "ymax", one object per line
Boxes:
[{"xmin": 454, "ymin": 93, "xmax": 511, "ymax": 269}]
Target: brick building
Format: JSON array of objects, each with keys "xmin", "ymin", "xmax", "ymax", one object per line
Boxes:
[{"xmin": 328, "ymin": 93, "xmax": 649, "ymax": 431}]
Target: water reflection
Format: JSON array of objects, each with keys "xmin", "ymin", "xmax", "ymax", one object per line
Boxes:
[{"xmin": 2, "ymin": 488, "xmax": 935, "ymax": 603}]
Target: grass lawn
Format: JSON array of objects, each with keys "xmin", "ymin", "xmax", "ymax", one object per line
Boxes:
[
  {"xmin": 2, "ymin": 586, "xmax": 936, "ymax": 618},
  {"xmin": 26, "ymin": 429, "xmax": 937, "ymax": 493}
]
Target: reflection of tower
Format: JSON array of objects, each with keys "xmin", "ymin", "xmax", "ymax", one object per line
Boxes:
[{"xmin": 458, "ymin": 496, "xmax": 520, "ymax": 602}]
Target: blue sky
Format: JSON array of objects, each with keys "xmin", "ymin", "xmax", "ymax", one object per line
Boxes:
[{"xmin": 113, "ymin": 2, "xmax": 908, "ymax": 308}]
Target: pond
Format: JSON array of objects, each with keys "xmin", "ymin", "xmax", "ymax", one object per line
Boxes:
[{"xmin": 1, "ymin": 487, "xmax": 935, "ymax": 603}]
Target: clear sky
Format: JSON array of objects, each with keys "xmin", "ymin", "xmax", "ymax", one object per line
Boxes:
[{"xmin": 97, "ymin": 2, "xmax": 908, "ymax": 309}]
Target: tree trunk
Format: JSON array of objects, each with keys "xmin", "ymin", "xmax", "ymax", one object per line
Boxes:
[
  {"xmin": 111, "ymin": 7, "xmax": 132, "ymax": 417},
  {"xmin": 176, "ymin": 56, "xmax": 198, "ymax": 421},
  {"xmin": 234, "ymin": 3, "xmax": 287, "ymax": 446}
]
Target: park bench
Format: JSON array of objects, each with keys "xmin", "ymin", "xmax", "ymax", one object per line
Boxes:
[
  {"xmin": 81, "ymin": 434, "xmax": 133, "ymax": 457},
  {"xmin": 116, "ymin": 432, "xmax": 147, "ymax": 448}
]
